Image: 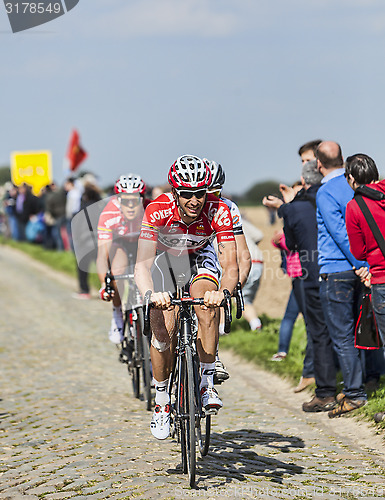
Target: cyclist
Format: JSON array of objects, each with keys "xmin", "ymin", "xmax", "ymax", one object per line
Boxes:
[
  {"xmin": 134, "ymin": 155, "xmax": 239, "ymax": 440},
  {"xmin": 205, "ymin": 160, "xmax": 251, "ymax": 382},
  {"xmin": 97, "ymin": 174, "xmax": 147, "ymax": 343}
]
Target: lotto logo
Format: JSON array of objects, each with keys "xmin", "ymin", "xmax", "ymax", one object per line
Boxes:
[{"xmin": 4, "ymin": 0, "xmax": 79, "ymax": 33}]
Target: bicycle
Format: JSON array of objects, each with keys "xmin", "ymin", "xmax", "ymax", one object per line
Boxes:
[
  {"xmin": 143, "ymin": 279, "xmax": 243, "ymax": 487},
  {"xmin": 105, "ymin": 255, "xmax": 152, "ymax": 411}
]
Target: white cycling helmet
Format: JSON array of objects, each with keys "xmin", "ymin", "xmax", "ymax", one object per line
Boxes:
[
  {"xmin": 168, "ymin": 155, "xmax": 211, "ymax": 189},
  {"xmin": 114, "ymin": 174, "xmax": 146, "ymax": 195},
  {"xmin": 204, "ymin": 159, "xmax": 226, "ymax": 190}
]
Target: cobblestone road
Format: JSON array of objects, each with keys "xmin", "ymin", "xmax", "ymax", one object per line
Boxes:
[{"xmin": 1, "ymin": 246, "xmax": 385, "ymax": 500}]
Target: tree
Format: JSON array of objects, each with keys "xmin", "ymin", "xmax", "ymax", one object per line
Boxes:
[
  {"xmin": 0, "ymin": 166, "xmax": 11, "ymax": 185},
  {"xmin": 236, "ymin": 180, "xmax": 282, "ymax": 206}
]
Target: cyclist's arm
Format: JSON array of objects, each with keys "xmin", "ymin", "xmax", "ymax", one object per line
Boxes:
[
  {"xmin": 235, "ymin": 233, "xmax": 251, "ymax": 287},
  {"xmin": 134, "ymin": 237, "xmax": 157, "ymax": 297},
  {"xmin": 217, "ymin": 239, "xmax": 239, "ymax": 295},
  {"xmin": 96, "ymin": 238, "xmax": 113, "ymax": 285}
]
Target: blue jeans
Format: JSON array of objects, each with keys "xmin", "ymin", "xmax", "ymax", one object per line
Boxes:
[
  {"xmin": 319, "ymin": 270, "xmax": 366, "ymax": 400},
  {"xmin": 292, "ymin": 278, "xmax": 314, "ymax": 379},
  {"xmin": 372, "ymin": 283, "xmax": 385, "ymax": 346},
  {"xmin": 278, "ymin": 288, "xmax": 300, "ymax": 354}
]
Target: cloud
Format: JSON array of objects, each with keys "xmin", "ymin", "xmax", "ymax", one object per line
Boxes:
[{"xmin": 83, "ymin": 0, "xmax": 241, "ymax": 38}]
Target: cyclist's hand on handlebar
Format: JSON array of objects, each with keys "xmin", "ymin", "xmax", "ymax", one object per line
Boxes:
[
  {"xmin": 203, "ymin": 290, "xmax": 224, "ymax": 309},
  {"xmin": 151, "ymin": 291, "xmax": 174, "ymax": 310},
  {"xmin": 99, "ymin": 286, "xmax": 113, "ymax": 301}
]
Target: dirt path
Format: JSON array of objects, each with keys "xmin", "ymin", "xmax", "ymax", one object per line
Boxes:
[{"xmin": 0, "ymin": 245, "xmax": 384, "ymax": 499}]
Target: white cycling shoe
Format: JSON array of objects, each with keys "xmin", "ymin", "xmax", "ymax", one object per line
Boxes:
[
  {"xmin": 150, "ymin": 404, "xmax": 171, "ymax": 440},
  {"xmin": 201, "ymin": 386, "xmax": 223, "ymax": 414},
  {"xmin": 108, "ymin": 318, "xmax": 123, "ymax": 344}
]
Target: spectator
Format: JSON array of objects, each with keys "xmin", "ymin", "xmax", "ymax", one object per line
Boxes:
[
  {"xmin": 268, "ymin": 161, "xmax": 338, "ymax": 410},
  {"xmin": 3, "ymin": 183, "xmax": 19, "ymax": 240},
  {"xmin": 65, "ymin": 177, "xmax": 84, "ymax": 250},
  {"xmin": 345, "ymin": 153, "xmax": 385, "ymax": 404},
  {"xmin": 241, "ymin": 217, "xmax": 264, "ymax": 331},
  {"xmin": 15, "ymin": 184, "xmax": 41, "ymax": 241},
  {"xmin": 298, "ymin": 139, "xmax": 323, "ymax": 164},
  {"xmin": 73, "ymin": 181, "xmax": 103, "ymax": 299},
  {"xmin": 316, "ymin": 141, "xmax": 369, "ymax": 418},
  {"xmin": 270, "ymin": 231, "xmax": 302, "ymax": 364}
]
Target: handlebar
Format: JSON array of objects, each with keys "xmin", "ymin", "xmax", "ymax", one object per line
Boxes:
[
  {"xmin": 105, "ymin": 271, "xmax": 114, "ymax": 297},
  {"xmin": 235, "ymin": 282, "xmax": 244, "ymax": 320},
  {"xmin": 143, "ymin": 289, "xmax": 233, "ymax": 337},
  {"xmin": 104, "ymin": 271, "xmax": 135, "ymax": 297}
]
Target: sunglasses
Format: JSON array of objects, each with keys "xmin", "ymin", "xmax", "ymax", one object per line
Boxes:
[
  {"xmin": 175, "ymin": 189, "xmax": 207, "ymax": 200},
  {"xmin": 119, "ymin": 196, "xmax": 141, "ymax": 208}
]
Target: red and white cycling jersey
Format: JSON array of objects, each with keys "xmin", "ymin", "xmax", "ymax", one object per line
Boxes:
[
  {"xmin": 97, "ymin": 197, "xmax": 145, "ymax": 243},
  {"xmin": 139, "ymin": 192, "xmax": 235, "ymax": 254}
]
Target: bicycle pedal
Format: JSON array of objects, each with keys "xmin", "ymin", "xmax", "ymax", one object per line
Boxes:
[
  {"xmin": 203, "ymin": 407, "xmax": 219, "ymax": 416},
  {"xmin": 119, "ymin": 353, "xmax": 129, "ymax": 364}
]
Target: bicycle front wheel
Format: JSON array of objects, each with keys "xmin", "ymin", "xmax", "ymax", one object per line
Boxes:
[
  {"xmin": 132, "ymin": 318, "xmax": 141, "ymax": 400},
  {"xmin": 181, "ymin": 344, "xmax": 196, "ymax": 487},
  {"xmin": 141, "ymin": 332, "xmax": 152, "ymax": 411},
  {"xmin": 197, "ymin": 414, "xmax": 211, "ymax": 457}
]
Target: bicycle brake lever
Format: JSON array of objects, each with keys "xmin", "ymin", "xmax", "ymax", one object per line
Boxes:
[
  {"xmin": 222, "ymin": 289, "xmax": 232, "ymax": 334},
  {"xmin": 143, "ymin": 290, "xmax": 152, "ymax": 337}
]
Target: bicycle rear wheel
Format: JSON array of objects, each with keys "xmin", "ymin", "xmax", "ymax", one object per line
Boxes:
[{"xmin": 181, "ymin": 345, "xmax": 196, "ymax": 487}]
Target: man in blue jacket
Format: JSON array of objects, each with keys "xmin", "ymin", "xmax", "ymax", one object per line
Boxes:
[{"xmin": 316, "ymin": 141, "xmax": 368, "ymax": 418}]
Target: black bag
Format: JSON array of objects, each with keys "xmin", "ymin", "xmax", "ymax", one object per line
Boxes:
[
  {"xmin": 352, "ymin": 191, "xmax": 385, "ymax": 350},
  {"xmin": 355, "ymin": 288, "xmax": 382, "ymax": 349}
]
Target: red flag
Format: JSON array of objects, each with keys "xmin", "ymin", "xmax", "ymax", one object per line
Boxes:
[{"xmin": 66, "ymin": 129, "xmax": 88, "ymax": 172}]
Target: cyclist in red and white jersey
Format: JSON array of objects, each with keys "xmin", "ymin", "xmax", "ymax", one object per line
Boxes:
[
  {"xmin": 204, "ymin": 159, "xmax": 251, "ymax": 383},
  {"xmin": 97, "ymin": 174, "xmax": 148, "ymax": 343},
  {"xmin": 134, "ymin": 155, "xmax": 239, "ymax": 440}
]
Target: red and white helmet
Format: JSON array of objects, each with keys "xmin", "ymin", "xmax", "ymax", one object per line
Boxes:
[
  {"xmin": 114, "ymin": 174, "xmax": 146, "ymax": 195},
  {"xmin": 168, "ymin": 155, "xmax": 211, "ymax": 189}
]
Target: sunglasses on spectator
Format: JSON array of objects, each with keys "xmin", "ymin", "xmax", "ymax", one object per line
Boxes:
[
  {"xmin": 119, "ymin": 196, "xmax": 141, "ymax": 207},
  {"xmin": 175, "ymin": 189, "xmax": 207, "ymax": 200}
]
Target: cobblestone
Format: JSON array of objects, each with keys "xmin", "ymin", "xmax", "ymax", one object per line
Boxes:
[{"xmin": 1, "ymin": 246, "xmax": 385, "ymax": 499}]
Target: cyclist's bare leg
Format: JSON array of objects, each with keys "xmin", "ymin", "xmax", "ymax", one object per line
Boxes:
[
  {"xmin": 191, "ymin": 279, "xmax": 219, "ymax": 363},
  {"xmin": 150, "ymin": 308, "xmax": 177, "ymax": 381}
]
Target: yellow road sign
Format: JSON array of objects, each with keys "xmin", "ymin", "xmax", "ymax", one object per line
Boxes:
[{"xmin": 11, "ymin": 151, "xmax": 52, "ymax": 196}]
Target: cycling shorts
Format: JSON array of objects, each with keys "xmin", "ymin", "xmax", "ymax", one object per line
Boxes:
[{"xmin": 152, "ymin": 245, "xmax": 221, "ymax": 295}]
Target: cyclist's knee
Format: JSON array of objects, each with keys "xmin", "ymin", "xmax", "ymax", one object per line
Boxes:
[{"xmin": 151, "ymin": 335, "xmax": 171, "ymax": 353}]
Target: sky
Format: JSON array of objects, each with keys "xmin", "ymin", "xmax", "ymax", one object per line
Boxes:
[{"xmin": 1, "ymin": 0, "xmax": 385, "ymax": 194}]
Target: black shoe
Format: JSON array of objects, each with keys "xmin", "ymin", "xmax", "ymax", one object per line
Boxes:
[{"xmin": 303, "ymin": 395, "xmax": 336, "ymax": 412}]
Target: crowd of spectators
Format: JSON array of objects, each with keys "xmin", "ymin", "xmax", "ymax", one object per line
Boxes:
[{"xmin": 264, "ymin": 140, "xmax": 385, "ymax": 421}]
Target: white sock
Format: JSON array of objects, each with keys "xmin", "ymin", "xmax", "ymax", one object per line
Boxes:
[
  {"xmin": 200, "ymin": 362, "xmax": 215, "ymax": 390},
  {"xmin": 218, "ymin": 323, "xmax": 225, "ymax": 336},
  {"xmin": 250, "ymin": 317, "xmax": 262, "ymax": 331},
  {"xmin": 113, "ymin": 305, "xmax": 123, "ymax": 330},
  {"xmin": 154, "ymin": 379, "xmax": 170, "ymax": 406}
]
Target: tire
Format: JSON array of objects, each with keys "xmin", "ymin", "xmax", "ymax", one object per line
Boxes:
[
  {"xmin": 183, "ymin": 345, "xmax": 196, "ymax": 488},
  {"xmin": 197, "ymin": 415, "xmax": 211, "ymax": 457},
  {"xmin": 131, "ymin": 317, "xmax": 141, "ymax": 400},
  {"xmin": 193, "ymin": 351, "xmax": 211, "ymax": 457},
  {"xmin": 141, "ymin": 333, "xmax": 152, "ymax": 411}
]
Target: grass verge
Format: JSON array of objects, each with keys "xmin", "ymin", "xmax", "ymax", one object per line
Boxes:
[
  {"xmin": 0, "ymin": 235, "xmax": 100, "ymax": 289},
  {"xmin": 220, "ymin": 315, "xmax": 385, "ymax": 430}
]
